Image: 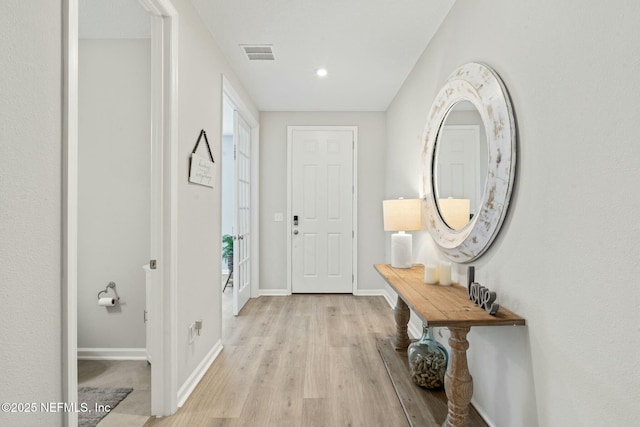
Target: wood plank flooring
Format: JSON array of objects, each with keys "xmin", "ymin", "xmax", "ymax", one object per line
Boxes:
[
  {"xmin": 145, "ymin": 295, "xmax": 409, "ymax": 427},
  {"xmin": 377, "ymin": 339, "xmax": 487, "ymax": 427}
]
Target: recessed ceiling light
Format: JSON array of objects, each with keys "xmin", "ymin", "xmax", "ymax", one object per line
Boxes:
[{"xmin": 316, "ymin": 68, "xmax": 328, "ymax": 78}]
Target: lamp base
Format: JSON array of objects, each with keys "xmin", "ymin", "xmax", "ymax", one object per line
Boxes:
[{"xmin": 391, "ymin": 232, "xmax": 412, "ymax": 269}]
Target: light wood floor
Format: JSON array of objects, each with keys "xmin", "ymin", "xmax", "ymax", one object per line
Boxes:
[{"xmin": 146, "ymin": 294, "xmax": 409, "ymax": 427}]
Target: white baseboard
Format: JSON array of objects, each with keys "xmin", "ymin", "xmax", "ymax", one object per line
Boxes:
[
  {"xmin": 258, "ymin": 289, "xmax": 290, "ymax": 296},
  {"xmin": 78, "ymin": 348, "xmax": 146, "ymax": 360},
  {"xmin": 353, "ymin": 289, "xmax": 388, "ymax": 297},
  {"xmin": 177, "ymin": 339, "xmax": 223, "ymax": 407},
  {"xmin": 380, "ymin": 285, "xmax": 397, "ymax": 309},
  {"xmin": 380, "ymin": 287, "xmax": 421, "ymax": 340},
  {"xmin": 469, "ymin": 398, "xmax": 496, "ymax": 427},
  {"xmin": 259, "ymin": 289, "xmax": 393, "ymax": 297},
  {"xmin": 382, "ymin": 289, "xmax": 396, "ymax": 308},
  {"xmin": 408, "ymin": 316, "xmax": 422, "ymax": 339}
]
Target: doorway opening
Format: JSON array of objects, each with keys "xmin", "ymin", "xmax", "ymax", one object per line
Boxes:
[
  {"xmin": 76, "ymin": 1, "xmax": 152, "ymax": 425},
  {"xmin": 64, "ymin": 0, "xmax": 179, "ymax": 425},
  {"xmin": 220, "ymin": 77, "xmax": 260, "ymax": 319}
]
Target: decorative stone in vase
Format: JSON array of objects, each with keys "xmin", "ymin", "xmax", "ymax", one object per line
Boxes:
[{"xmin": 407, "ymin": 324, "xmax": 448, "ymax": 389}]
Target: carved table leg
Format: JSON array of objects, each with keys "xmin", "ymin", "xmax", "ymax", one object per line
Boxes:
[
  {"xmin": 393, "ymin": 296, "xmax": 411, "ymax": 351},
  {"xmin": 443, "ymin": 326, "xmax": 473, "ymax": 427}
]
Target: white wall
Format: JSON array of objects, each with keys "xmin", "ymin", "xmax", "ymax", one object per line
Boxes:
[
  {"xmin": 77, "ymin": 39, "xmax": 150, "ymax": 350},
  {"xmin": 0, "ymin": 1, "xmax": 63, "ymax": 426},
  {"xmin": 0, "ymin": 2, "xmax": 259, "ymax": 423},
  {"xmin": 385, "ymin": 1, "xmax": 640, "ymax": 426},
  {"xmin": 259, "ymin": 112, "xmax": 387, "ymax": 293},
  {"xmin": 171, "ymin": 0, "xmax": 259, "ymax": 388}
]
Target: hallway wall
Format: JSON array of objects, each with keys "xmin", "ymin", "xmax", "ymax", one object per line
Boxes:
[
  {"xmin": 77, "ymin": 39, "xmax": 150, "ymax": 351},
  {"xmin": 384, "ymin": 1, "xmax": 640, "ymax": 425},
  {"xmin": 259, "ymin": 112, "xmax": 387, "ymax": 293},
  {"xmin": 170, "ymin": 0, "xmax": 259, "ymax": 389},
  {"xmin": 0, "ymin": 1, "xmax": 259, "ymax": 425},
  {"xmin": 0, "ymin": 1, "xmax": 63, "ymax": 426}
]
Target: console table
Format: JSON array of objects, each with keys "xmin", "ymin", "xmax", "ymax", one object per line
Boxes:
[{"xmin": 375, "ymin": 264, "xmax": 525, "ymax": 427}]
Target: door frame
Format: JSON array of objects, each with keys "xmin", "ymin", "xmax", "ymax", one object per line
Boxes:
[
  {"xmin": 439, "ymin": 124, "xmax": 481, "ymax": 212},
  {"xmin": 222, "ymin": 76, "xmax": 260, "ymax": 302},
  {"xmin": 62, "ymin": 0, "xmax": 179, "ymax": 423},
  {"xmin": 286, "ymin": 126, "xmax": 358, "ymax": 295}
]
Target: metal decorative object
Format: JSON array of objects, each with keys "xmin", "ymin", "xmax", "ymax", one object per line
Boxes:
[{"xmin": 466, "ymin": 266, "xmax": 499, "ymax": 315}]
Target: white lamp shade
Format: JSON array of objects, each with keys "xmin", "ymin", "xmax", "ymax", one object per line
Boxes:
[
  {"xmin": 438, "ymin": 198, "xmax": 470, "ymax": 230},
  {"xmin": 383, "ymin": 199, "xmax": 421, "ymax": 231}
]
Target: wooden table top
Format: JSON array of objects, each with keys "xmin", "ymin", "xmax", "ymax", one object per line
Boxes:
[{"xmin": 375, "ymin": 264, "xmax": 525, "ymax": 328}]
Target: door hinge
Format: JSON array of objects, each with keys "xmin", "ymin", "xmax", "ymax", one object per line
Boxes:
[
  {"xmin": 352, "ymin": 230, "xmax": 354, "ymax": 238},
  {"xmin": 234, "ymin": 145, "xmax": 237, "ymax": 160},
  {"xmin": 352, "ymin": 274, "xmax": 354, "ymax": 283},
  {"xmin": 150, "ymin": 259, "xmax": 157, "ymax": 270}
]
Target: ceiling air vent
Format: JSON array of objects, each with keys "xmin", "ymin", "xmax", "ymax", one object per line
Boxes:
[{"xmin": 240, "ymin": 45, "xmax": 275, "ymax": 61}]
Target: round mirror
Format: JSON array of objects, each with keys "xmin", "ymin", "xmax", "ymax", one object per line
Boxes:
[
  {"xmin": 422, "ymin": 63, "xmax": 516, "ymax": 263},
  {"xmin": 433, "ymin": 100, "xmax": 488, "ymax": 230}
]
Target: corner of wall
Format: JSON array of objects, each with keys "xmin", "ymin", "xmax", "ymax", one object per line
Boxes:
[{"xmin": 177, "ymin": 340, "xmax": 223, "ymax": 407}]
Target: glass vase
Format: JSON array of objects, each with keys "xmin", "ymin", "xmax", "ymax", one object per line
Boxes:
[{"xmin": 407, "ymin": 324, "xmax": 448, "ymax": 389}]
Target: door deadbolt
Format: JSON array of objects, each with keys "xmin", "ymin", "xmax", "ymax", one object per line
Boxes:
[{"xmin": 293, "ymin": 215, "xmax": 299, "ymax": 226}]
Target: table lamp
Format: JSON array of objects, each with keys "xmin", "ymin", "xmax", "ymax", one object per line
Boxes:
[
  {"xmin": 383, "ymin": 198, "xmax": 422, "ymax": 268},
  {"xmin": 438, "ymin": 198, "xmax": 471, "ymax": 230}
]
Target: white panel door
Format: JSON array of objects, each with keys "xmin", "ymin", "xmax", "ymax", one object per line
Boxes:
[
  {"xmin": 233, "ymin": 112, "xmax": 251, "ymax": 315},
  {"xmin": 291, "ymin": 129, "xmax": 354, "ymax": 293},
  {"xmin": 436, "ymin": 125, "xmax": 481, "ymax": 212}
]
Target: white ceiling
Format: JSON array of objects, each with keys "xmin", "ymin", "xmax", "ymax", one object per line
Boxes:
[{"xmin": 192, "ymin": 0, "xmax": 455, "ymax": 112}]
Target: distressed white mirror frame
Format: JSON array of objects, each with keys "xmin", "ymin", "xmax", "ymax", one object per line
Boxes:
[{"xmin": 422, "ymin": 62, "xmax": 516, "ymax": 263}]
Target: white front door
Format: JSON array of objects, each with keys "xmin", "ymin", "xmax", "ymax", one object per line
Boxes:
[
  {"xmin": 436, "ymin": 125, "xmax": 481, "ymax": 212},
  {"xmin": 290, "ymin": 128, "xmax": 354, "ymax": 293},
  {"xmin": 233, "ymin": 111, "xmax": 251, "ymax": 315}
]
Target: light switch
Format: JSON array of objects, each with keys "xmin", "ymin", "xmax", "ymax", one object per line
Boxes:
[{"xmin": 274, "ymin": 212, "xmax": 284, "ymax": 222}]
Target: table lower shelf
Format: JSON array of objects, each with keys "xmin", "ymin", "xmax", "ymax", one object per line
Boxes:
[{"xmin": 376, "ymin": 338, "xmax": 488, "ymax": 427}]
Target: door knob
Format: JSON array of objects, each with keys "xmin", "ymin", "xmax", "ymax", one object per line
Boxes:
[{"xmin": 293, "ymin": 230, "xmax": 299, "ymax": 235}]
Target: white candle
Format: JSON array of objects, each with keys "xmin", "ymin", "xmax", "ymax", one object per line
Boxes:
[
  {"xmin": 424, "ymin": 264, "xmax": 438, "ymax": 285},
  {"xmin": 439, "ymin": 262, "xmax": 452, "ymax": 286}
]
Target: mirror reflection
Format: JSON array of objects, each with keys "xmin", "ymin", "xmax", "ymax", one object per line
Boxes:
[{"xmin": 433, "ymin": 100, "xmax": 488, "ymax": 230}]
